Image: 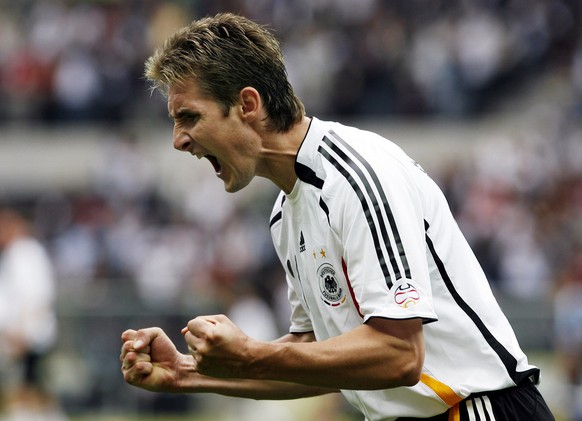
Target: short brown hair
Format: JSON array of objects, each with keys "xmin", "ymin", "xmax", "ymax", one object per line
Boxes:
[{"xmin": 145, "ymin": 13, "xmax": 304, "ymax": 132}]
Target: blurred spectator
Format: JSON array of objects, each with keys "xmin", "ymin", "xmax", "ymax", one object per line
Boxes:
[
  {"xmin": 0, "ymin": 0, "xmax": 580, "ymax": 122},
  {"xmin": 553, "ymin": 247, "xmax": 582, "ymax": 421},
  {"xmin": 50, "ymin": 194, "xmax": 111, "ymax": 283},
  {"xmin": 90, "ymin": 130, "xmax": 156, "ymax": 207},
  {"xmin": 0, "ymin": 208, "xmax": 66, "ymax": 420}
]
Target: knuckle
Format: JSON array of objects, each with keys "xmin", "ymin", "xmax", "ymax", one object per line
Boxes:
[
  {"xmin": 123, "ymin": 371, "xmax": 134, "ymax": 384},
  {"xmin": 121, "ymin": 329, "xmax": 136, "ymax": 341}
]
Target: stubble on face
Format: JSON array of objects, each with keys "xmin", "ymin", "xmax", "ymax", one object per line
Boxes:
[{"xmin": 167, "ymin": 80, "xmax": 261, "ymax": 194}]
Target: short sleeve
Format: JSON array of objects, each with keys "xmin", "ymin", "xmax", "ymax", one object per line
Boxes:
[
  {"xmin": 332, "ymin": 148, "xmax": 437, "ymax": 323},
  {"xmin": 286, "ymin": 275, "xmax": 314, "ymax": 333}
]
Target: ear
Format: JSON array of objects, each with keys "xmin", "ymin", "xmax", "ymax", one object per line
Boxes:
[{"xmin": 239, "ymin": 87, "xmax": 261, "ymax": 122}]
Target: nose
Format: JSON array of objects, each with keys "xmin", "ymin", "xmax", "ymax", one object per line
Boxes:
[{"xmin": 173, "ymin": 131, "xmax": 193, "ymax": 152}]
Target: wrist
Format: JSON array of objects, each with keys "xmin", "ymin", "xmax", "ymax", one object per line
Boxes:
[
  {"xmin": 175, "ymin": 353, "xmax": 198, "ymax": 392},
  {"xmin": 244, "ymin": 339, "xmax": 286, "ymax": 381}
]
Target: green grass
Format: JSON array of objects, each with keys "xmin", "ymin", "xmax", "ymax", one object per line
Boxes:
[
  {"xmin": 71, "ymin": 416, "xmax": 217, "ymax": 421},
  {"xmin": 70, "ymin": 414, "xmax": 357, "ymax": 421}
]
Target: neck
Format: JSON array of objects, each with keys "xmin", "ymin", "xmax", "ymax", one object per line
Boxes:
[{"xmin": 258, "ymin": 116, "xmax": 312, "ymax": 194}]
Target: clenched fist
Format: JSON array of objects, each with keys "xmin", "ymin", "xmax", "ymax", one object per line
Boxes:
[
  {"xmin": 120, "ymin": 327, "xmax": 191, "ymax": 392},
  {"xmin": 181, "ymin": 314, "xmax": 256, "ymax": 379}
]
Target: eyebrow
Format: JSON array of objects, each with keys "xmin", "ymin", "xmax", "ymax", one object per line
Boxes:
[{"xmin": 168, "ymin": 109, "xmax": 201, "ymax": 121}]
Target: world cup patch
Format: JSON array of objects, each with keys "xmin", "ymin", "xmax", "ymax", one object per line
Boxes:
[
  {"xmin": 394, "ymin": 282, "xmax": 421, "ymax": 308},
  {"xmin": 317, "ymin": 263, "xmax": 346, "ymax": 307}
]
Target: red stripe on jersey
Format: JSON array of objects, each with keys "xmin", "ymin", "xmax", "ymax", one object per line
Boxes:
[{"xmin": 342, "ymin": 258, "xmax": 364, "ymax": 319}]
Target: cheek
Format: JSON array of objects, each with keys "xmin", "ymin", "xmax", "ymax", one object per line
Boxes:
[{"xmin": 234, "ymin": 130, "xmax": 260, "ymax": 154}]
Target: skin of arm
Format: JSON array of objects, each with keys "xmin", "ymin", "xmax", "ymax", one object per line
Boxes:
[
  {"xmin": 120, "ymin": 327, "xmax": 338, "ymax": 400},
  {"xmin": 184, "ymin": 315, "xmax": 424, "ymax": 390}
]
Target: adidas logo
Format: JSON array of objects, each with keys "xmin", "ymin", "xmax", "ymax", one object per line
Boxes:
[{"xmin": 299, "ymin": 231, "xmax": 306, "ymax": 253}]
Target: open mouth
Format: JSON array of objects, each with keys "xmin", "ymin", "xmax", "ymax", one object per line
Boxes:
[{"xmin": 205, "ymin": 155, "xmax": 222, "ymax": 175}]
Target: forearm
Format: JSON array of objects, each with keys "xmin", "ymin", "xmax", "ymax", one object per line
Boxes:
[
  {"xmin": 245, "ymin": 319, "xmax": 424, "ymax": 390},
  {"xmin": 183, "ymin": 316, "xmax": 423, "ymax": 391},
  {"xmin": 176, "ymin": 353, "xmax": 338, "ymax": 399}
]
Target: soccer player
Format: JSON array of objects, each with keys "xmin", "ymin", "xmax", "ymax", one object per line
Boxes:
[
  {"xmin": 0, "ymin": 208, "xmax": 62, "ymax": 419},
  {"xmin": 120, "ymin": 13, "xmax": 554, "ymax": 420}
]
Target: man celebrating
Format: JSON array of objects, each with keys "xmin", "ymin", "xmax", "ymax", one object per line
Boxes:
[{"xmin": 120, "ymin": 13, "xmax": 553, "ymax": 420}]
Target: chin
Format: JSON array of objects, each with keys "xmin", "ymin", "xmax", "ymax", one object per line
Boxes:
[
  {"xmin": 223, "ymin": 177, "xmax": 252, "ymax": 193},
  {"xmin": 224, "ymin": 185, "xmax": 238, "ymax": 193},
  {"xmin": 223, "ymin": 181, "xmax": 245, "ymax": 193}
]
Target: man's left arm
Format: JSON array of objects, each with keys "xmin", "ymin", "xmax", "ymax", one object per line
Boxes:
[{"xmin": 183, "ymin": 315, "xmax": 424, "ymax": 390}]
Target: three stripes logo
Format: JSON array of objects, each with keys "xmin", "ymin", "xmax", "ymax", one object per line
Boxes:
[
  {"xmin": 299, "ymin": 231, "xmax": 306, "ymax": 253},
  {"xmin": 317, "ymin": 130, "xmax": 410, "ymax": 290}
]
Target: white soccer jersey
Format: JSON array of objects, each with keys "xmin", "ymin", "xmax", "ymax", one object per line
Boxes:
[{"xmin": 269, "ymin": 117, "xmax": 539, "ymax": 420}]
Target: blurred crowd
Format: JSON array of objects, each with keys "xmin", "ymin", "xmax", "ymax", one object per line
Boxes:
[
  {"xmin": 1, "ymin": 0, "xmax": 582, "ymax": 419},
  {"xmin": 0, "ymin": 0, "xmax": 581, "ymax": 123}
]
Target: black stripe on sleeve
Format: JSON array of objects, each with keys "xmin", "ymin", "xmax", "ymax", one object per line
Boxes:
[
  {"xmin": 319, "ymin": 198, "xmax": 330, "ymax": 225},
  {"xmin": 424, "ymin": 220, "xmax": 539, "ymax": 384},
  {"xmin": 269, "ymin": 195, "xmax": 286, "ymax": 228},
  {"xmin": 328, "ymin": 130, "xmax": 411, "ymax": 279},
  {"xmin": 318, "ymin": 145, "xmax": 395, "ymax": 288},
  {"xmin": 269, "ymin": 211, "xmax": 282, "ymax": 228},
  {"xmin": 286, "ymin": 259, "xmax": 294, "ymax": 278}
]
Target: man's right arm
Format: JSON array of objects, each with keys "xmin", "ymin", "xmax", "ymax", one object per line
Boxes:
[{"xmin": 120, "ymin": 328, "xmax": 338, "ymax": 400}]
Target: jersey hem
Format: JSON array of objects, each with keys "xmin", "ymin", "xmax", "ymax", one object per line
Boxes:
[
  {"xmin": 288, "ymin": 328, "xmax": 314, "ymax": 334},
  {"xmin": 363, "ymin": 315, "xmax": 438, "ymax": 325}
]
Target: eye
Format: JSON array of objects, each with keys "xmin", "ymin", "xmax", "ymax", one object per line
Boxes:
[
  {"xmin": 173, "ymin": 111, "xmax": 201, "ymax": 126},
  {"xmin": 182, "ymin": 112, "xmax": 200, "ymax": 123},
  {"xmin": 182, "ymin": 113, "xmax": 199, "ymax": 123}
]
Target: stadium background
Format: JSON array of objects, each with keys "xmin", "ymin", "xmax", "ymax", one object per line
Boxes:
[{"xmin": 0, "ymin": 0, "xmax": 581, "ymax": 420}]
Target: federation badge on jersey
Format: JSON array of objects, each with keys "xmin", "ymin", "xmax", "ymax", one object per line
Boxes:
[{"xmin": 317, "ymin": 262, "xmax": 346, "ymax": 307}]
